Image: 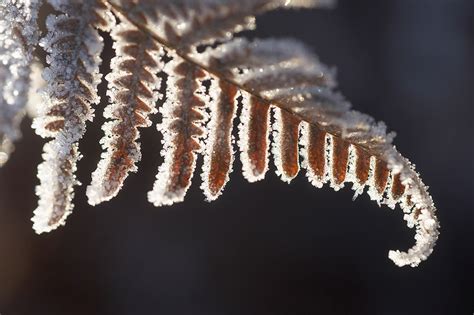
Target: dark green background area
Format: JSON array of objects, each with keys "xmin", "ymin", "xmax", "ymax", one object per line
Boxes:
[{"xmin": 1, "ymin": 0, "xmax": 473, "ymax": 314}]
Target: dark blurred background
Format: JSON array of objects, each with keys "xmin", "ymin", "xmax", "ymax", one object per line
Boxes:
[{"xmin": 1, "ymin": 0, "xmax": 473, "ymax": 314}]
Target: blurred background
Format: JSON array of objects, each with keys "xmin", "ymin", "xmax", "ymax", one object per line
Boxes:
[{"xmin": 1, "ymin": 0, "xmax": 473, "ymax": 314}]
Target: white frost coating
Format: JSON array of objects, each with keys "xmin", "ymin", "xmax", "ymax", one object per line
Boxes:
[
  {"xmin": 389, "ymin": 197, "xmax": 439, "ymax": 267},
  {"xmin": 384, "ymin": 153, "xmax": 439, "ymax": 267},
  {"xmin": 360, "ymin": 150, "xmax": 439, "ymax": 267},
  {"xmin": 32, "ymin": 0, "xmax": 112, "ymax": 233},
  {"xmin": 0, "ymin": 0, "xmax": 41, "ymax": 166},
  {"xmin": 351, "ymin": 141, "xmax": 437, "ymax": 267},
  {"xmin": 200, "ymin": 78, "xmax": 238, "ymax": 201},
  {"xmin": 87, "ymin": 21, "xmax": 163, "ymax": 206},
  {"xmin": 238, "ymin": 92, "xmax": 270, "ymax": 182}
]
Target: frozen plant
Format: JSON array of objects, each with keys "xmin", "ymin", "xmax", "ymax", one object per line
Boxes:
[{"xmin": 0, "ymin": 0, "xmax": 439, "ymax": 267}]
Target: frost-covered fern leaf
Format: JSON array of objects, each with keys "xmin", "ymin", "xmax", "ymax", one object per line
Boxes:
[
  {"xmin": 87, "ymin": 19, "xmax": 163, "ymax": 205},
  {"xmin": 0, "ymin": 0, "xmax": 41, "ymax": 166},
  {"xmin": 106, "ymin": 0, "xmax": 438, "ymax": 267},
  {"xmin": 31, "ymin": 0, "xmax": 114, "ymax": 233},
  {"xmin": 0, "ymin": 0, "xmax": 439, "ymax": 267},
  {"xmin": 148, "ymin": 57, "xmax": 208, "ymax": 206}
]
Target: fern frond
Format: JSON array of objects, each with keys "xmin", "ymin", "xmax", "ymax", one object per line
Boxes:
[
  {"xmin": 0, "ymin": 0, "xmax": 41, "ymax": 166},
  {"xmin": 0, "ymin": 0, "xmax": 438, "ymax": 267},
  {"xmin": 108, "ymin": 2, "xmax": 439, "ymax": 267},
  {"xmin": 31, "ymin": 0, "xmax": 114, "ymax": 233},
  {"xmin": 87, "ymin": 20, "xmax": 162, "ymax": 205}
]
